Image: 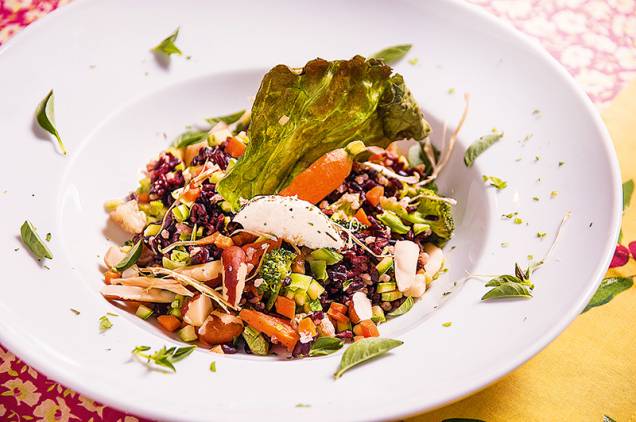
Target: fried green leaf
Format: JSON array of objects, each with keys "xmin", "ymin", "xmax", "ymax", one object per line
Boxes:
[
  {"xmin": 152, "ymin": 28, "xmax": 182, "ymax": 56},
  {"xmin": 20, "ymin": 220, "xmax": 53, "ymax": 260},
  {"xmin": 371, "ymin": 44, "xmax": 412, "ymax": 64},
  {"xmin": 583, "ymin": 276, "xmax": 633, "ymax": 313},
  {"xmin": 35, "ymin": 90, "xmax": 67, "ymax": 155},
  {"xmin": 464, "ymin": 132, "xmax": 503, "ymax": 167},
  {"xmin": 217, "ymin": 56, "xmax": 430, "ymax": 207}
]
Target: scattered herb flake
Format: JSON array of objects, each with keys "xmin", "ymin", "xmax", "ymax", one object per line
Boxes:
[
  {"xmin": 513, "ymin": 217, "xmax": 523, "ymax": 225},
  {"xmin": 534, "ymin": 155, "xmax": 540, "ymax": 162},
  {"xmin": 527, "ymin": 255, "xmax": 534, "ymax": 260},
  {"xmin": 408, "ymin": 57, "xmax": 419, "ymax": 65},
  {"xmin": 536, "ymin": 231, "xmax": 547, "ymax": 239},
  {"xmin": 623, "ymin": 179, "xmax": 634, "ymax": 210},
  {"xmin": 131, "ymin": 345, "xmax": 195, "ymax": 372},
  {"xmin": 500, "ymin": 242, "xmax": 509, "ymax": 248},
  {"xmin": 99, "ymin": 315, "xmax": 113, "ymax": 332},
  {"xmin": 20, "ymin": 220, "xmax": 53, "ymax": 260},
  {"xmin": 295, "ymin": 403, "xmax": 312, "ymax": 408},
  {"xmin": 482, "ymin": 175, "xmax": 507, "ymax": 190},
  {"xmin": 532, "ymin": 196, "xmax": 540, "ymax": 201},
  {"xmin": 550, "ymin": 191, "xmax": 558, "ymax": 199},
  {"xmin": 209, "ymin": 361, "xmax": 216, "ymax": 373},
  {"xmin": 45, "ymin": 232, "xmax": 52, "ymax": 242},
  {"xmin": 502, "ymin": 212, "xmax": 519, "ymax": 219},
  {"xmin": 152, "ymin": 27, "xmax": 182, "ymax": 56},
  {"xmin": 464, "ymin": 131, "xmax": 504, "ymax": 167},
  {"xmin": 442, "ymin": 322, "xmax": 452, "ymax": 327},
  {"xmin": 70, "ymin": 308, "xmax": 80, "ymax": 315},
  {"xmin": 532, "ymin": 109, "xmax": 542, "ymax": 117},
  {"xmin": 35, "ymin": 90, "xmax": 68, "ymax": 155},
  {"xmin": 558, "ymin": 161, "xmax": 565, "ymax": 167},
  {"xmin": 370, "ymin": 44, "xmax": 412, "ymax": 64},
  {"xmin": 447, "ymin": 87, "xmax": 455, "ymax": 94}
]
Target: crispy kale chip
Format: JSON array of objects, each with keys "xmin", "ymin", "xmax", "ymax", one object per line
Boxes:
[
  {"xmin": 217, "ymin": 55, "xmax": 430, "ymax": 207},
  {"xmin": 258, "ymin": 248, "xmax": 296, "ymax": 310}
]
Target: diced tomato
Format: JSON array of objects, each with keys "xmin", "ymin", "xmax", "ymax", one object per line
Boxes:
[
  {"xmin": 358, "ymin": 320, "xmax": 380, "ymax": 337},
  {"xmin": 365, "ymin": 186, "xmax": 384, "ymax": 207},
  {"xmin": 298, "ymin": 318, "xmax": 317, "ymax": 337},
  {"xmin": 224, "ymin": 137, "xmax": 247, "ymax": 158},
  {"xmin": 104, "ymin": 270, "xmax": 121, "ymax": 285},
  {"xmin": 275, "ymin": 296, "xmax": 296, "ymax": 320},
  {"xmin": 354, "ymin": 208, "xmax": 371, "ymax": 226},
  {"xmin": 157, "ymin": 315, "xmax": 181, "ymax": 332}
]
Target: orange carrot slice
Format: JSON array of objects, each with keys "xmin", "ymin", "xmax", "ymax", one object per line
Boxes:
[
  {"xmin": 224, "ymin": 137, "xmax": 246, "ymax": 158},
  {"xmin": 279, "ymin": 141, "xmax": 365, "ymax": 204},
  {"xmin": 275, "ymin": 296, "xmax": 296, "ymax": 320},
  {"xmin": 157, "ymin": 315, "xmax": 181, "ymax": 332},
  {"xmin": 365, "ymin": 185, "xmax": 384, "ymax": 207},
  {"xmin": 239, "ymin": 309, "xmax": 299, "ymax": 351},
  {"xmin": 354, "ymin": 208, "xmax": 371, "ymax": 227}
]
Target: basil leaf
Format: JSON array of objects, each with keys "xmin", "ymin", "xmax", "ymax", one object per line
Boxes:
[
  {"xmin": 481, "ymin": 281, "xmax": 533, "ymax": 301},
  {"xmin": 35, "ymin": 90, "xmax": 67, "ymax": 155},
  {"xmin": 371, "ymin": 44, "xmax": 412, "ymax": 64},
  {"xmin": 334, "ymin": 337, "xmax": 403, "ymax": 379},
  {"xmin": 206, "ymin": 109, "xmax": 245, "ymax": 126},
  {"xmin": 114, "ymin": 239, "xmax": 142, "ymax": 271},
  {"xmin": 583, "ymin": 276, "xmax": 633, "ymax": 313},
  {"xmin": 20, "ymin": 220, "xmax": 53, "ymax": 260},
  {"xmin": 173, "ymin": 130, "xmax": 208, "ymax": 148},
  {"xmin": 464, "ymin": 132, "xmax": 503, "ymax": 167},
  {"xmin": 482, "ymin": 175, "xmax": 507, "ymax": 190},
  {"xmin": 623, "ymin": 179, "xmax": 634, "ymax": 211},
  {"xmin": 485, "ymin": 274, "xmax": 533, "ymax": 290},
  {"xmin": 170, "ymin": 346, "xmax": 195, "ymax": 363},
  {"xmin": 309, "ymin": 337, "xmax": 344, "ymax": 357},
  {"xmin": 388, "ymin": 296, "xmax": 414, "ymax": 316},
  {"xmin": 152, "ymin": 27, "xmax": 182, "ymax": 56}
]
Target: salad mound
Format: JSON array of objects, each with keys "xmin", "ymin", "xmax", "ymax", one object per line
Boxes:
[{"xmin": 102, "ymin": 56, "xmax": 456, "ymax": 358}]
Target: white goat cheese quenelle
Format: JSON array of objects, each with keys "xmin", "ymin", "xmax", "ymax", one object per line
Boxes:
[{"xmin": 232, "ymin": 195, "xmax": 345, "ymax": 250}]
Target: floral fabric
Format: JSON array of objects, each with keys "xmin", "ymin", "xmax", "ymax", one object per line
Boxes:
[{"xmin": 1, "ymin": 1, "xmax": 635, "ymax": 421}]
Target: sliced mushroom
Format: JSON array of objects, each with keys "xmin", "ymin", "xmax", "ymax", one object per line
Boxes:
[
  {"xmin": 394, "ymin": 240, "xmax": 420, "ymax": 292},
  {"xmin": 100, "ymin": 285, "xmax": 175, "ymax": 303},
  {"xmin": 175, "ymin": 260, "xmax": 223, "ymax": 282},
  {"xmin": 221, "ymin": 246, "xmax": 248, "ymax": 307}
]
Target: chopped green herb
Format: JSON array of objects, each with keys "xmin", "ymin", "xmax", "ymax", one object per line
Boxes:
[
  {"xmin": 532, "ymin": 109, "xmax": 542, "ymax": 117},
  {"xmin": 500, "ymin": 242, "xmax": 509, "ymax": 248},
  {"xmin": 209, "ymin": 361, "xmax": 216, "ymax": 373},
  {"xmin": 35, "ymin": 90, "xmax": 67, "ymax": 155},
  {"xmin": 295, "ymin": 403, "xmax": 312, "ymax": 408},
  {"xmin": 131, "ymin": 345, "xmax": 195, "ymax": 372},
  {"xmin": 532, "ymin": 196, "xmax": 540, "ymax": 202},
  {"xmin": 45, "ymin": 233, "xmax": 52, "ymax": 242},
  {"xmin": 464, "ymin": 131, "xmax": 504, "ymax": 167},
  {"xmin": 370, "ymin": 44, "xmax": 412, "ymax": 64},
  {"xmin": 502, "ymin": 212, "xmax": 518, "ymax": 219},
  {"xmin": 70, "ymin": 308, "xmax": 80, "ymax": 315},
  {"xmin": 558, "ymin": 161, "xmax": 565, "ymax": 167},
  {"xmin": 536, "ymin": 231, "xmax": 547, "ymax": 239},
  {"xmin": 442, "ymin": 321, "xmax": 452, "ymax": 327},
  {"xmin": 527, "ymin": 255, "xmax": 534, "ymax": 260},
  {"xmin": 20, "ymin": 220, "xmax": 53, "ymax": 260},
  {"xmin": 482, "ymin": 175, "xmax": 507, "ymax": 190},
  {"xmin": 99, "ymin": 315, "xmax": 113, "ymax": 332},
  {"xmin": 534, "ymin": 155, "xmax": 540, "ymax": 162},
  {"xmin": 206, "ymin": 109, "xmax": 245, "ymax": 126},
  {"xmin": 513, "ymin": 217, "xmax": 523, "ymax": 225},
  {"xmin": 408, "ymin": 57, "xmax": 419, "ymax": 65},
  {"xmin": 550, "ymin": 191, "xmax": 558, "ymax": 199},
  {"xmin": 152, "ymin": 27, "xmax": 182, "ymax": 56},
  {"xmin": 447, "ymin": 87, "xmax": 455, "ymax": 94},
  {"xmin": 623, "ymin": 179, "xmax": 634, "ymax": 210}
]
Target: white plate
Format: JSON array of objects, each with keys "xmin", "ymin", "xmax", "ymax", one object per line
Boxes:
[{"xmin": 0, "ymin": 0, "xmax": 621, "ymax": 420}]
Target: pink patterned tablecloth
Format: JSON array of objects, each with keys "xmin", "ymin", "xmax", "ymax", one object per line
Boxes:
[{"xmin": 1, "ymin": 1, "xmax": 635, "ymax": 421}]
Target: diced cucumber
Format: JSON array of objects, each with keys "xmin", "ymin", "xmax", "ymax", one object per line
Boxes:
[
  {"xmin": 172, "ymin": 204, "xmax": 190, "ymax": 222},
  {"xmin": 143, "ymin": 224, "xmax": 162, "ymax": 237},
  {"xmin": 170, "ymin": 249, "xmax": 191, "ymax": 265},
  {"xmin": 309, "ymin": 259, "xmax": 327, "ymax": 281},
  {"xmin": 307, "ymin": 279, "xmax": 325, "ymax": 300},
  {"xmin": 136, "ymin": 304, "xmax": 154, "ymax": 320},
  {"xmin": 148, "ymin": 200, "xmax": 166, "ymax": 217},
  {"xmin": 294, "ymin": 290, "xmax": 308, "ymax": 306},
  {"xmin": 308, "ymin": 248, "xmax": 343, "ymax": 265},
  {"xmin": 371, "ymin": 305, "xmax": 386, "ymax": 324},
  {"xmin": 242, "ymin": 326, "xmax": 269, "ymax": 355},
  {"xmin": 289, "ymin": 273, "xmax": 312, "ymax": 292},
  {"xmin": 178, "ymin": 325, "xmax": 198, "ymax": 342},
  {"xmin": 307, "ymin": 298, "xmax": 323, "ymax": 312},
  {"xmin": 376, "ymin": 282, "xmax": 397, "ymax": 293},
  {"xmin": 336, "ymin": 318, "xmax": 351, "ymax": 332},
  {"xmin": 381, "ymin": 291, "xmax": 403, "ymax": 302},
  {"xmin": 169, "ymin": 307, "xmax": 182, "ymax": 318},
  {"xmin": 376, "ymin": 256, "xmax": 393, "ymax": 275}
]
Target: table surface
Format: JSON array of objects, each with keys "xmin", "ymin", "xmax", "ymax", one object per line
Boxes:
[{"xmin": 1, "ymin": 1, "xmax": 635, "ymax": 421}]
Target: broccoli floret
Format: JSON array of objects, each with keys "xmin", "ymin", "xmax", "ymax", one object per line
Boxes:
[{"xmin": 258, "ymin": 248, "xmax": 296, "ymax": 309}]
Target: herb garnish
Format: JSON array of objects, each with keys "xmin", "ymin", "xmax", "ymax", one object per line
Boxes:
[
  {"xmin": 173, "ymin": 130, "xmax": 208, "ymax": 148},
  {"xmin": 20, "ymin": 220, "xmax": 53, "ymax": 260},
  {"xmin": 209, "ymin": 361, "xmax": 216, "ymax": 373},
  {"xmin": 536, "ymin": 231, "xmax": 546, "ymax": 239},
  {"xmin": 295, "ymin": 403, "xmax": 312, "ymax": 408},
  {"xmin": 463, "ymin": 132, "xmax": 503, "ymax": 167},
  {"xmin": 131, "ymin": 345, "xmax": 195, "ymax": 372},
  {"xmin": 309, "ymin": 337, "xmax": 344, "ymax": 357},
  {"xmin": 113, "ymin": 239, "xmax": 142, "ymax": 272},
  {"xmin": 370, "ymin": 44, "xmax": 412, "ymax": 64},
  {"xmin": 550, "ymin": 191, "xmax": 558, "ymax": 198},
  {"xmin": 35, "ymin": 90, "xmax": 67, "ymax": 155},
  {"xmin": 442, "ymin": 321, "xmax": 452, "ymax": 327},
  {"xmin": 70, "ymin": 308, "xmax": 80, "ymax": 315},
  {"xmin": 408, "ymin": 57, "xmax": 419, "ymax": 65},
  {"xmin": 583, "ymin": 276, "xmax": 633, "ymax": 313},
  {"xmin": 623, "ymin": 179, "xmax": 634, "ymax": 211},
  {"xmin": 482, "ymin": 175, "xmax": 507, "ymax": 190},
  {"xmin": 334, "ymin": 338, "xmax": 403, "ymax": 379},
  {"xmin": 558, "ymin": 161, "xmax": 565, "ymax": 167},
  {"xmin": 152, "ymin": 27, "xmax": 182, "ymax": 56},
  {"xmin": 45, "ymin": 233, "xmax": 52, "ymax": 242},
  {"xmin": 206, "ymin": 110, "xmax": 245, "ymax": 126},
  {"xmin": 99, "ymin": 314, "xmax": 116, "ymax": 332}
]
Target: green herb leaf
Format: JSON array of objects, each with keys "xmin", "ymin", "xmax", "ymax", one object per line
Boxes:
[
  {"xmin": 173, "ymin": 130, "xmax": 208, "ymax": 148},
  {"xmin": 170, "ymin": 346, "xmax": 196, "ymax": 362},
  {"xmin": 442, "ymin": 321, "xmax": 452, "ymax": 327},
  {"xmin": 481, "ymin": 281, "xmax": 533, "ymax": 301},
  {"xmin": 20, "ymin": 220, "xmax": 53, "ymax": 260},
  {"xmin": 131, "ymin": 344, "xmax": 195, "ymax": 372},
  {"xmin": 388, "ymin": 296, "xmax": 414, "ymax": 316},
  {"xmin": 334, "ymin": 338, "xmax": 403, "ymax": 379},
  {"xmin": 209, "ymin": 361, "xmax": 216, "ymax": 373},
  {"xmin": 309, "ymin": 336, "xmax": 344, "ymax": 357},
  {"xmin": 463, "ymin": 132, "xmax": 503, "ymax": 167},
  {"xmin": 35, "ymin": 90, "xmax": 67, "ymax": 155},
  {"xmin": 152, "ymin": 27, "xmax": 182, "ymax": 56},
  {"xmin": 45, "ymin": 233, "xmax": 52, "ymax": 242},
  {"xmin": 370, "ymin": 44, "xmax": 412, "ymax": 64},
  {"xmin": 482, "ymin": 175, "xmax": 507, "ymax": 190},
  {"xmin": 583, "ymin": 276, "xmax": 633, "ymax": 313},
  {"xmin": 623, "ymin": 179, "xmax": 634, "ymax": 211},
  {"xmin": 99, "ymin": 315, "xmax": 113, "ymax": 332},
  {"xmin": 206, "ymin": 110, "xmax": 245, "ymax": 126},
  {"xmin": 114, "ymin": 239, "xmax": 142, "ymax": 272},
  {"xmin": 295, "ymin": 403, "xmax": 311, "ymax": 408}
]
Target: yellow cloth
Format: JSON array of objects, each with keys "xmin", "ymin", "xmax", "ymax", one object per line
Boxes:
[{"xmin": 411, "ymin": 80, "xmax": 636, "ymax": 422}]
